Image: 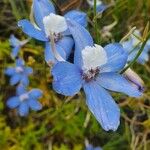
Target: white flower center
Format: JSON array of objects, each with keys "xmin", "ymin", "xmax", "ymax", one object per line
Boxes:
[
  {"xmin": 87, "ymin": 0, "xmax": 102, "ymax": 7},
  {"xmin": 15, "ymin": 67, "xmax": 24, "ymax": 73},
  {"xmin": 82, "ymin": 44, "xmax": 108, "ymax": 71},
  {"xmin": 43, "ymin": 13, "xmax": 68, "ymax": 38},
  {"xmin": 19, "ymin": 93, "xmax": 29, "ymax": 102}
]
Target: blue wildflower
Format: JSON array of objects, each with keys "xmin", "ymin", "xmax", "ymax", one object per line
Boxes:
[
  {"xmin": 7, "ymin": 85, "xmax": 43, "ymax": 116},
  {"xmin": 86, "ymin": 144, "xmax": 102, "ymax": 150},
  {"xmin": 122, "ymin": 30, "xmax": 150, "ymax": 64},
  {"xmin": 51, "ymin": 21, "xmax": 143, "ymax": 131},
  {"xmin": 5, "ymin": 58, "xmax": 33, "ymax": 86},
  {"xmin": 9, "ymin": 34, "xmax": 29, "ymax": 58},
  {"xmin": 18, "ymin": 0, "xmax": 87, "ymax": 64}
]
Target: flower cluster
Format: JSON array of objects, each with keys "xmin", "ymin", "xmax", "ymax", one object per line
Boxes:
[
  {"xmin": 5, "ymin": 35, "xmax": 43, "ymax": 116},
  {"xmin": 5, "ymin": 0, "xmax": 147, "ymax": 131}
]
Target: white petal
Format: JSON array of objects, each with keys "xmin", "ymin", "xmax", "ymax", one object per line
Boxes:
[
  {"xmin": 43, "ymin": 13, "xmax": 67, "ymax": 37},
  {"xmin": 82, "ymin": 44, "xmax": 107, "ymax": 70}
]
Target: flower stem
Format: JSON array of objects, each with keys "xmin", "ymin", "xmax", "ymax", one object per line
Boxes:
[
  {"xmin": 94, "ymin": 0, "xmax": 100, "ymax": 43},
  {"xmin": 120, "ymin": 32, "xmax": 150, "ymax": 74}
]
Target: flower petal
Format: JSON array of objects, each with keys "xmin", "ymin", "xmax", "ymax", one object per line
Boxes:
[
  {"xmin": 67, "ymin": 20, "xmax": 93, "ymax": 68},
  {"xmin": 101, "ymin": 43, "xmax": 128, "ymax": 72},
  {"xmin": 5, "ymin": 67, "xmax": 15, "ymax": 76},
  {"xmin": 18, "ymin": 19, "xmax": 48, "ymax": 41},
  {"xmin": 7, "ymin": 97, "xmax": 20, "ymax": 108},
  {"xmin": 28, "ymin": 99, "xmax": 42, "ymax": 111},
  {"xmin": 33, "ymin": 0, "xmax": 55, "ymax": 30},
  {"xmin": 56, "ymin": 36, "xmax": 74, "ymax": 58},
  {"xmin": 10, "ymin": 74, "xmax": 21, "ymax": 85},
  {"xmin": 16, "ymin": 58, "xmax": 24, "ymax": 66},
  {"xmin": 11, "ymin": 46, "xmax": 20, "ymax": 58},
  {"xmin": 64, "ymin": 10, "xmax": 87, "ymax": 27},
  {"xmin": 52, "ymin": 61, "xmax": 82, "ymax": 96},
  {"xmin": 9, "ymin": 34, "xmax": 20, "ymax": 47},
  {"xmin": 25, "ymin": 67, "xmax": 33, "ymax": 75},
  {"xmin": 83, "ymin": 81, "xmax": 120, "ymax": 131},
  {"xmin": 44, "ymin": 42, "xmax": 66, "ymax": 63},
  {"xmin": 21, "ymin": 75, "xmax": 29, "ymax": 86},
  {"xmin": 96, "ymin": 4, "xmax": 108, "ymax": 13},
  {"xmin": 29, "ymin": 89, "xmax": 43, "ymax": 99},
  {"xmin": 18, "ymin": 102, "xmax": 29, "ymax": 116},
  {"xmin": 97, "ymin": 72, "xmax": 142, "ymax": 97},
  {"xmin": 16, "ymin": 85, "xmax": 26, "ymax": 96}
]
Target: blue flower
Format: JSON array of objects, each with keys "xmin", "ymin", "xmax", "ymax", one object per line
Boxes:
[
  {"xmin": 5, "ymin": 58, "xmax": 33, "ymax": 86},
  {"xmin": 18, "ymin": 0, "xmax": 87, "ymax": 64},
  {"xmin": 87, "ymin": 0, "xmax": 108, "ymax": 13},
  {"xmin": 86, "ymin": 144, "xmax": 102, "ymax": 150},
  {"xmin": 122, "ymin": 30, "xmax": 150, "ymax": 64},
  {"xmin": 51, "ymin": 21, "xmax": 142, "ymax": 131},
  {"xmin": 9, "ymin": 34, "xmax": 29, "ymax": 58},
  {"xmin": 7, "ymin": 85, "xmax": 43, "ymax": 116}
]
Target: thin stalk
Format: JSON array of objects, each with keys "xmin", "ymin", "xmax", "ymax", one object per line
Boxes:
[
  {"xmin": 120, "ymin": 32, "xmax": 150, "ymax": 74},
  {"xmin": 49, "ymin": 32, "xmax": 65, "ymax": 62},
  {"xmin": 93, "ymin": 0, "xmax": 100, "ymax": 43}
]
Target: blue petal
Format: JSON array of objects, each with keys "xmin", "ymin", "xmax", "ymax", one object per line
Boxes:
[
  {"xmin": 25, "ymin": 67, "xmax": 33, "ymax": 75},
  {"xmin": 28, "ymin": 99, "xmax": 42, "ymax": 111},
  {"xmin": 44, "ymin": 42, "xmax": 66, "ymax": 63},
  {"xmin": 96, "ymin": 4, "xmax": 108, "ymax": 13},
  {"xmin": 101, "ymin": 43, "xmax": 128, "ymax": 72},
  {"xmin": 7, "ymin": 97, "xmax": 20, "ymax": 108},
  {"xmin": 33, "ymin": 0, "xmax": 55, "ymax": 30},
  {"xmin": 16, "ymin": 58, "xmax": 24, "ymax": 66},
  {"xmin": 16, "ymin": 84, "xmax": 26, "ymax": 95},
  {"xmin": 10, "ymin": 74, "xmax": 21, "ymax": 85},
  {"xmin": 29, "ymin": 89, "xmax": 43, "ymax": 99},
  {"xmin": 56, "ymin": 36, "xmax": 74, "ymax": 58},
  {"xmin": 52, "ymin": 61, "xmax": 82, "ymax": 96},
  {"xmin": 18, "ymin": 19, "xmax": 48, "ymax": 41},
  {"xmin": 5, "ymin": 67, "xmax": 15, "ymax": 76},
  {"xmin": 11, "ymin": 46, "xmax": 20, "ymax": 58},
  {"xmin": 122, "ymin": 40, "xmax": 133, "ymax": 53},
  {"xmin": 83, "ymin": 81, "xmax": 120, "ymax": 131},
  {"xmin": 64, "ymin": 10, "xmax": 87, "ymax": 27},
  {"xmin": 9, "ymin": 34, "xmax": 20, "ymax": 47},
  {"xmin": 21, "ymin": 75, "xmax": 29, "ymax": 86},
  {"xmin": 97, "ymin": 72, "xmax": 142, "ymax": 97},
  {"xmin": 67, "ymin": 20, "xmax": 93, "ymax": 68},
  {"xmin": 18, "ymin": 102, "xmax": 29, "ymax": 116}
]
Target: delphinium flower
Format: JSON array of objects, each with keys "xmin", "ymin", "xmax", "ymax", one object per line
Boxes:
[
  {"xmin": 18, "ymin": 0, "xmax": 87, "ymax": 64},
  {"xmin": 5, "ymin": 58, "xmax": 33, "ymax": 86},
  {"xmin": 7, "ymin": 84, "xmax": 43, "ymax": 116},
  {"xmin": 87, "ymin": 0, "xmax": 108, "ymax": 13},
  {"xmin": 51, "ymin": 21, "xmax": 143, "ymax": 131},
  {"xmin": 9, "ymin": 34, "xmax": 30, "ymax": 58},
  {"xmin": 86, "ymin": 144, "xmax": 102, "ymax": 150},
  {"xmin": 122, "ymin": 29, "xmax": 150, "ymax": 64}
]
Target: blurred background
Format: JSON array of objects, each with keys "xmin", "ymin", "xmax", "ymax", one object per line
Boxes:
[{"xmin": 0, "ymin": 0, "xmax": 150, "ymax": 149}]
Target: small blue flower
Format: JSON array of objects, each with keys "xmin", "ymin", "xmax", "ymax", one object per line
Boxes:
[
  {"xmin": 51, "ymin": 21, "xmax": 142, "ymax": 131},
  {"xmin": 122, "ymin": 30, "xmax": 150, "ymax": 64},
  {"xmin": 5, "ymin": 58, "xmax": 33, "ymax": 86},
  {"xmin": 18, "ymin": 0, "xmax": 87, "ymax": 64},
  {"xmin": 9, "ymin": 34, "xmax": 29, "ymax": 58},
  {"xmin": 7, "ymin": 85, "xmax": 43, "ymax": 116},
  {"xmin": 86, "ymin": 144, "xmax": 102, "ymax": 150}
]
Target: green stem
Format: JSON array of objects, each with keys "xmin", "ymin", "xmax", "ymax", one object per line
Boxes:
[
  {"xmin": 94, "ymin": 0, "xmax": 100, "ymax": 43},
  {"xmin": 120, "ymin": 32, "xmax": 150, "ymax": 74}
]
